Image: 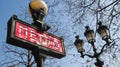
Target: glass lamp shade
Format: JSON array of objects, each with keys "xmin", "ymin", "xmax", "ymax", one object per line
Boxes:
[
  {"xmin": 84, "ymin": 30, "xmax": 95, "ymax": 43},
  {"xmin": 28, "ymin": 0, "xmax": 48, "ymax": 21},
  {"xmin": 97, "ymin": 25, "xmax": 110, "ymax": 40},
  {"xmin": 74, "ymin": 39, "xmax": 84, "ymax": 52}
]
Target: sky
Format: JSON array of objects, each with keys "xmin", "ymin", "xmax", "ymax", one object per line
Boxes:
[
  {"xmin": 0, "ymin": 1, "xmax": 86, "ymax": 67},
  {"xmin": 0, "ymin": 0, "xmax": 29, "ymax": 41},
  {"xmin": 0, "ymin": 0, "xmax": 30, "ymax": 66}
]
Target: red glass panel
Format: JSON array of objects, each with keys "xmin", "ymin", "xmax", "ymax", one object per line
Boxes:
[{"xmin": 15, "ymin": 22, "xmax": 63, "ymax": 53}]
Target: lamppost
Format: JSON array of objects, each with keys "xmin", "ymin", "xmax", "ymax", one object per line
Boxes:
[
  {"xmin": 28, "ymin": 0, "xmax": 49, "ymax": 67},
  {"xmin": 74, "ymin": 22, "xmax": 111, "ymax": 67}
]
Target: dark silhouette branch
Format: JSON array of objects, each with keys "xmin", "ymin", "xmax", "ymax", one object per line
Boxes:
[
  {"xmin": 83, "ymin": 0, "xmax": 96, "ymax": 8},
  {"xmin": 97, "ymin": 0, "xmax": 119, "ymax": 12}
]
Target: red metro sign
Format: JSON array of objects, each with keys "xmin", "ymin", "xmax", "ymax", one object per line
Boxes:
[
  {"xmin": 6, "ymin": 16, "xmax": 66, "ymax": 58},
  {"xmin": 15, "ymin": 22, "xmax": 63, "ymax": 53}
]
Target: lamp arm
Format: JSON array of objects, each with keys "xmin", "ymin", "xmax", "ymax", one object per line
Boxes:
[
  {"xmin": 84, "ymin": 53, "xmax": 94, "ymax": 58},
  {"xmin": 98, "ymin": 44, "xmax": 107, "ymax": 56},
  {"xmin": 98, "ymin": 38, "xmax": 115, "ymax": 56},
  {"xmin": 90, "ymin": 42, "xmax": 98, "ymax": 56}
]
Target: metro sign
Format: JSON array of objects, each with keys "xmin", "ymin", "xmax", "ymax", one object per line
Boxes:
[{"xmin": 6, "ymin": 15, "xmax": 66, "ymax": 58}]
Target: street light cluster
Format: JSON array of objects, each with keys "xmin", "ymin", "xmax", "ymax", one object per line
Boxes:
[{"xmin": 74, "ymin": 22, "xmax": 110, "ymax": 67}]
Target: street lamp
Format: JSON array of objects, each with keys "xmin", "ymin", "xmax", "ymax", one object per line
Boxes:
[
  {"xmin": 28, "ymin": 0, "xmax": 48, "ymax": 22},
  {"xmin": 97, "ymin": 22, "xmax": 110, "ymax": 45},
  {"xmin": 84, "ymin": 26, "xmax": 95, "ymax": 44},
  {"xmin": 84, "ymin": 26, "xmax": 97, "ymax": 57},
  {"xmin": 28, "ymin": 0, "xmax": 50, "ymax": 31},
  {"xmin": 74, "ymin": 22, "xmax": 111, "ymax": 67},
  {"xmin": 74, "ymin": 35, "xmax": 85, "ymax": 58}
]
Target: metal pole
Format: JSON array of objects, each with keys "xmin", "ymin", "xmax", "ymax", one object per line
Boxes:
[
  {"xmin": 37, "ymin": 54, "xmax": 45, "ymax": 67},
  {"xmin": 32, "ymin": 50, "xmax": 46, "ymax": 67},
  {"xmin": 27, "ymin": 50, "xmax": 31, "ymax": 67},
  {"xmin": 95, "ymin": 58, "xmax": 104, "ymax": 67}
]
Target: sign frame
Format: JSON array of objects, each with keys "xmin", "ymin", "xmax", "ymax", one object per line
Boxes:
[{"xmin": 6, "ymin": 15, "xmax": 66, "ymax": 58}]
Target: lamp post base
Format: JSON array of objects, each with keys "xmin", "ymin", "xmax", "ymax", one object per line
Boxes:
[{"xmin": 95, "ymin": 58, "xmax": 104, "ymax": 67}]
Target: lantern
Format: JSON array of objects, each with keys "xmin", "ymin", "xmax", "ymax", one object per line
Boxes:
[
  {"xmin": 84, "ymin": 26, "xmax": 95, "ymax": 43},
  {"xmin": 97, "ymin": 22, "xmax": 110, "ymax": 40},
  {"xmin": 74, "ymin": 36, "xmax": 84, "ymax": 53}
]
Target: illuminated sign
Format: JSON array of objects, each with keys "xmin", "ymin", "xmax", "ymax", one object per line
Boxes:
[{"xmin": 6, "ymin": 16, "xmax": 66, "ymax": 58}]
